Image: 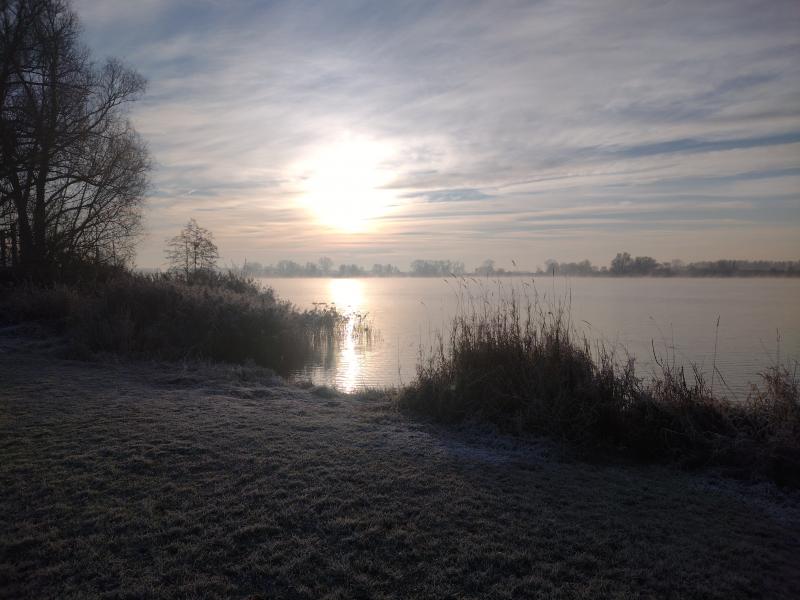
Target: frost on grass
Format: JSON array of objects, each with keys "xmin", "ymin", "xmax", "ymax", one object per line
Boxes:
[{"xmin": 2, "ymin": 348, "xmax": 800, "ymax": 599}]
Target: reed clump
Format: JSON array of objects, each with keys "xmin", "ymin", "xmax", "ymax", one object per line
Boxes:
[
  {"xmin": 400, "ymin": 281, "xmax": 799, "ymax": 485},
  {"xmin": 0, "ymin": 270, "xmax": 343, "ymax": 373}
]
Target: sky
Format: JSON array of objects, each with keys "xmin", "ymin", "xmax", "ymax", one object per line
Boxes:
[{"xmin": 73, "ymin": 0, "xmax": 800, "ymax": 270}]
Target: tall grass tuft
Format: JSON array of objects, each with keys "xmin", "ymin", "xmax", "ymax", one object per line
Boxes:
[
  {"xmin": 0, "ymin": 270, "xmax": 344, "ymax": 373},
  {"xmin": 400, "ymin": 279, "xmax": 800, "ymax": 485}
]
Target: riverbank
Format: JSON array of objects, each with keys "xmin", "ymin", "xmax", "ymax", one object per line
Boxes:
[{"xmin": 2, "ymin": 340, "xmax": 799, "ymax": 598}]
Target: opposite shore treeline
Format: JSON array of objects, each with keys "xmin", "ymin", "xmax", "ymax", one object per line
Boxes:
[{"xmin": 184, "ymin": 255, "xmax": 800, "ymax": 278}]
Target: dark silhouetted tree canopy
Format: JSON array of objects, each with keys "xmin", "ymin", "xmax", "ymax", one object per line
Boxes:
[{"xmin": 1, "ymin": 0, "xmax": 150, "ymax": 274}]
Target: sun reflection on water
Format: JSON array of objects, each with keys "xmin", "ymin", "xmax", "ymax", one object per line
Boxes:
[{"xmin": 329, "ymin": 279, "xmax": 365, "ymax": 393}]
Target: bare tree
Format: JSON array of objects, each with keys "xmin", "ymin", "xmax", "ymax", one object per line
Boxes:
[
  {"xmin": 165, "ymin": 219, "xmax": 219, "ymax": 278},
  {"xmin": 1, "ymin": 0, "xmax": 150, "ymax": 274},
  {"xmin": 317, "ymin": 256, "xmax": 333, "ymax": 276}
]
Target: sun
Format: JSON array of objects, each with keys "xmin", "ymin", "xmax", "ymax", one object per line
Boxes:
[{"xmin": 294, "ymin": 136, "xmax": 396, "ymax": 232}]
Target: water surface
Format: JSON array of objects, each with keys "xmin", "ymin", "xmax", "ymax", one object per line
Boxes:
[{"xmin": 262, "ymin": 277, "xmax": 800, "ymax": 397}]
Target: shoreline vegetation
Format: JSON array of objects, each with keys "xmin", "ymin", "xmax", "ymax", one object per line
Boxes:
[
  {"xmin": 400, "ymin": 281, "xmax": 799, "ymax": 486},
  {"xmin": 2, "ymin": 268, "xmax": 798, "ymax": 486},
  {"xmin": 0, "ymin": 269, "xmax": 344, "ymax": 375}
]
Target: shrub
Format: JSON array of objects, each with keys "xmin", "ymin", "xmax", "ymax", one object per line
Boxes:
[
  {"xmin": 400, "ymin": 280, "xmax": 800, "ymax": 485},
  {"xmin": 0, "ymin": 270, "xmax": 343, "ymax": 374},
  {"xmin": 0, "ymin": 284, "xmax": 82, "ymax": 327}
]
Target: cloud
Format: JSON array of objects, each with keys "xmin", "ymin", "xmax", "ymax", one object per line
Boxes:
[
  {"xmin": 402, "ymin": 188, "xmax": 493, "ymax": 203},
  {"xmin": 73, "ymin": 0, "xmax": 800, "ymax": 267},
  {"xmin": 73, "ymin": 0, "xmax": 165, "ymax": 25},
  {"xmin": 610, "ymin": 131, "xmax": 800, "ymax": 159}
]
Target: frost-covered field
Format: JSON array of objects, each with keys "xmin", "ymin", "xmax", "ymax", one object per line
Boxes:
[{"xmin": 1, "ymin": 345, "xmax": 799, "ymax": 599}]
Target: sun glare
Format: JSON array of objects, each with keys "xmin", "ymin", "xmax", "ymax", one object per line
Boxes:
[{"xmin": 295, "ymin": 137, "xmax": 396, "ymax": 232}]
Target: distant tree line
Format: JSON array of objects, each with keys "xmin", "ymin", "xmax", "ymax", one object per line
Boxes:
[
  {"xmin": 227, "ymin": 253, "xmax": 800, "ymax": 278},
  {"xmin": 236, "ymin": 258, "xmax": 401, "ymax": 278},
  {"xmin": 410, "ymin": 259, "xmax": 465, "ymax": 277},
  {"xmin": 155, "ymin": 218, "xmax": 800, "ymax": 280},
  {"xmin": 537, "ymin": 253, "xmax": 800, "ymax": 277}
]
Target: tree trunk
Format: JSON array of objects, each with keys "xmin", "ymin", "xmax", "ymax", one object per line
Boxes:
[{"xmin": 13, "ymin": 196, "xmax": 36, "ymax": 270}]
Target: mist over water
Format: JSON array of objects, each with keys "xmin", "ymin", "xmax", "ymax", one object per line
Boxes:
[{"xmin": 261, "ymin": 277, "xmax": 800, "ymax": 397}]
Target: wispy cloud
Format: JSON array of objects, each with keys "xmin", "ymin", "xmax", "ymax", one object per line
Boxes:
[{"xmin": 402, "ymin": 188, "xmax": 494, "ymax": 203}]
